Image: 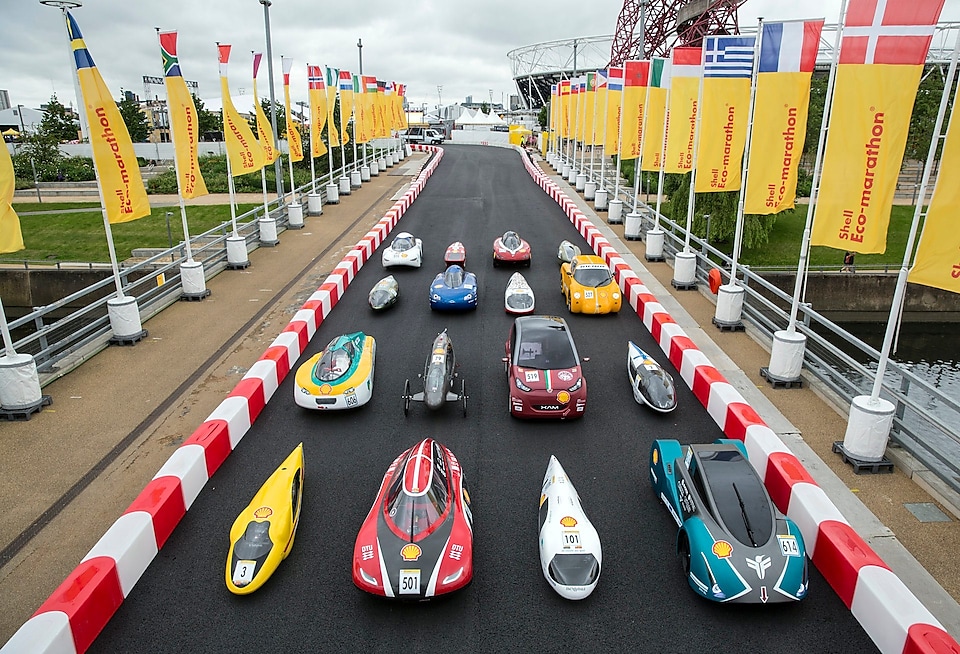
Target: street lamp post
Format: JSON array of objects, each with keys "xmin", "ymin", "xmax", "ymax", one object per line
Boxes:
[
  {"xmin": 357, "ymin": 38, "xmax": 363, "ymax": 74},
  {"xmin": 17, "ymin": 104, "xmax": 42, "ymax": 202},
  {"xmin": 258, "ymin": 0, "xmax": 284, "ymax": 201},
  {"xmin": 437, "ymin": 85, "xmax": 443, "ymax": 119}
]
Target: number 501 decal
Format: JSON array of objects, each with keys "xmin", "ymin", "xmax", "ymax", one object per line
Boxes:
[{"xmin": 399, "ymin": 569, "xmax": 421, "ymax": 594}]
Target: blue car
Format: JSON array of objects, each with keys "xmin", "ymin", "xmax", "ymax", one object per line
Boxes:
[
  {"xmin": 649, "ymin": 439, "xmax": 808, "ymax": 604},
  {"xmin": 430, "ymin": 265, "xmax": 478, "ymax": 311}
]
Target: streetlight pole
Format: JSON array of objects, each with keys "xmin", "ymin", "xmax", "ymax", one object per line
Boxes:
[
  {"xmin": 437, "ymin": 85, "xmax": 443, "ymax": 119},
  {"xmin": 357, "ymin": 38, "xmax": 363, "ymax": 74},
  {"xmin": 259, "ymin": 0, "xmax": 284, "ymax": 200},
  {"xmin": 41, "ymin": 0, "xmax": 87, "ymax": 141},
  {"xmin": 17, "ymin": 104, "xmax": 42, "ymax": 202}
]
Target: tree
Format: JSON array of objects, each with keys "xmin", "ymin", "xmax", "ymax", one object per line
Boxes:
[
  {"xmin": 538, "ymin": 105, "xmax": 548, "ymax": 129},
  {"xmin": 37, "ymin": 94, "xmax": 80, "ymax": 142},
  {"xmin": 117, "ymin": 97, "xmax": 150, "ymax": 142},
  {"xmin": 247, "ymin": 99, "xmax": 286, "ymax": 137},
  {"xmin": 192, "ymin": 93, "xmax": 220, "ymax": 139},
  {"xmin": 480, "ymin": 102, "xmax": 490, "ymax": 115}
]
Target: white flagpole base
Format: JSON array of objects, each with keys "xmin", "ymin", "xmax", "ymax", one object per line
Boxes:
[
  {"xmin": 562, "ymin": 164, "xmax": 571, "ymax": 179},
  {"xmin": 397, "ymin": 147, "xmax": 406, "ymax": 161},
  {"xmin": 107, "ymin": 295, "xmax": 145, "ymax": 341},
  {"xmin": 575, "ymin": 173, "xmax": 586, "ymax": 192},
  {"xmin": 404, "ymin": 144, "xmax": 412, "ymax": 156},
  {"xmin": 259, "ymin": 217, "xmax": 280, "ymax": 246},
  {"xmin": 607, "ymin": 199, "xmax": 623, "ymax": 224},
  {"xmin": 226, "ymin": 235, "xmax": 250, "ymax": 268},
  {"xmin": 378, "ymin": 156, "xmax": 387, "ymax": 170},
  {"xmin": 768, "ymin": 329, "xmax": 807, "ymax": 380},
  {"xmin": 584, "ymin": 180, "xmax": 597, "ymax": 200},
  {"xmin": 352, "ymin": 170, "xmax": 363, "ymax": 187},
  {"xmin": 368, "ymin": 162, "xmax": 378, "ymax": 177},
  {"xmin": 842, "ymin": 396, "xmax": 895, "ymax": 462},
  {"xmin": 594, "ymin": 188, "xmax": 608, "ymax": 211},
  {"xmin": 715, "ymin": 284, "xmax": 745, "ymax": 324},
  {"xmin": 339, "ymin": 176, "xmax": 352, "ymax": 196},
  {"xmin": 289, "ymin": 201, "xmax": 306, "ymax": 226},
  {"xmin": 306, "ymin": 193, "xmax": 322, "ymax": 216},
  {"xmin": 672, "ymin": 252, "xmax": 697, "ymax": 287},
  {"xmin": 624, "ymin": 212, "xmax": 643, "ymax": 239},
  {"xmin": 180, "ymin": 260, "xmax": 208, "ymax": 298},
  {"xmin": 645, "ymin": 229, "xmax": 665, "ymax": 260},
  {"xmin": 326, "ymin": 183, "xmax": 340, "ymax": 204},
  {"xmin": 0, "ymin": 353, "xmax": 43, "ymax": 410}
]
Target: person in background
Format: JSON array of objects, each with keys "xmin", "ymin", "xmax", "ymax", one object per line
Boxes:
[{"xmin": 842, "ymin": 251, "xmax": 856, "ymax": 273}]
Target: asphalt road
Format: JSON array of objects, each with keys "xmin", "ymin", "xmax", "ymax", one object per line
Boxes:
[{"xmin": 91, "ymin": 145, "xmax": 877, "ymax": 653}]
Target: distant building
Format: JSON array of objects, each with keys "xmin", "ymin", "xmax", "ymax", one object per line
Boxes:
[{"xmin": 0, "ymin": 90, "xmax": 10, "ymax": 111}]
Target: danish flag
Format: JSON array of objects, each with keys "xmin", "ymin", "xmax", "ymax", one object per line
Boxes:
[{"xmin": 839, "ymin": 0, "xmax": 944, "ymax": 65}]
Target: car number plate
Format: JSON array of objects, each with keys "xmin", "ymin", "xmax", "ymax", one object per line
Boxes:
[
  {"xmin": 232, "ymin": 559, "xmax": 257, "ymax": 586},
  {"xmin": 399, "ymin": 569, "xmax": 421, "ymax": 594},
  {"xmin": 584, "ymin": 290, "xmax": 594, "ymax": 299},
  {"xmin": 777, "ymin": 535, "xmax": 801, "ymax": 557}
]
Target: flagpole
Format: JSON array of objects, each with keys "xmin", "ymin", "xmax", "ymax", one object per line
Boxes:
[
  {"xmin": 599, "ymin": 78, "xmax": 609, "ymax": 189},
  {"xmin": 253, "ymin": 53, "xmax": 272, "ymax": 228},
  {"xmin": 588, "ymin": 74, "xmax": 598, "ymax": 190},
  {"xmin": 631, "ymin": 70, "xmax": 652, "ymax": 215},
  {"xmin": 683, "ymin": 50, "xmax": 705, "ymax": 254},
  {"xmin": 609, "ymin": 69, "xmax": 626, "ymax": 225}
]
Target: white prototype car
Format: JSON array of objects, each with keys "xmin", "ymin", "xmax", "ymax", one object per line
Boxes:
[
  {"xmin": 538, "ymin": 456, "xmax": 602, "ymax": 600},
  {"xmin": 382, "ymin": 232, "xmax": 423, "ymax": 268},
  {"xmin": 504, "ymin": 272, "xmax": 535, "ymax": 315}
]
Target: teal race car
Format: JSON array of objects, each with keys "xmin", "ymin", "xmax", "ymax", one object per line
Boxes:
[{"xmin": 649, "ymin": 439, "xmax": 808, "ymax": 604}]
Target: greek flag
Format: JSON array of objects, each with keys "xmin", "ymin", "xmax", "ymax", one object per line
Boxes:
[{"xmin": 702, "ymin": 36, "xmax": 756, "ymax": 78}]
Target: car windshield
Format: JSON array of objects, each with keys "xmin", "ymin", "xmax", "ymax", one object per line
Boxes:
[
  {"xmin": 516, "ymin": 325, "xmax": 578, "ymax": 370},
  {"xmin": 640, "ymin": 370, "xmax": 676, "ymax": 407},
  {"xmin": 507, "ymin": 293, "xmax": 534, "ymax": 311},
  {"xmin": 698, "ymin": 449, "xmax": 773, "ymax": 546},
  {"xmin": 233, "ymin": 520, "xmax": 273, "ymax": 560},
  {"xmin": 314, "ymin": 339, "xmax": 355, "ymax": 382},
  {"xmin": 573, "ymin": 266, "xmax": 612, "ymax": 287},
  {"xmin": 385, "ymin": 472, "xmax": 449, "ymax": 540},
  {"xmin": 502, "ymin": 231, "xmax": 521, "ymax": 249},
  {"xmin": 443, "ymin": 267, "xmax": 464, "ymax": 287},
  {"xmin": 392, "ymin": 235, "xmax": 415, "ymax": 252},
  {"xmin": 548, "ymin": 553, "xmax": 600, "ymax": 586}
]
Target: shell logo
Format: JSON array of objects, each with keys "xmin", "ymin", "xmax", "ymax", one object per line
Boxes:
[
  {"xmin": 254, "ymin": 507, "xmax": 273, "ymax": 519},
  {"xmin": 556, "ymin": 391, "xmax": 571, "ymax": 404},
  {"xmin": 560, "ymin": 516, "xmax": 578, "ymax": 528},
  {"xmin": 712, "ymin": 540, "xmax": 734, "ymax": 558},
  {"xmin": 319, "ymin": 384, "xmax": 332, "ymax": 395},
  {"xmin": 539, "ymin": 493, "xmax": 547, "ymax": 508},
  {"xmin": 400, "ymin": 543, "xmax": 422, "ymax": 561}
]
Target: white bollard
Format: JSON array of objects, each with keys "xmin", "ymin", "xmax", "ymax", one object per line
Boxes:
[
  {"xmin": 326, "ymin": 183, "xmax": 339, "ymax": 204},
  {"xmin": 339, "ymin": 176, "xmax": 352, "ymax": 196},
  {"xmin": 768, "ymin": 330, "xmax": 807, "ymax": 380},
  {"xmin": 107, "ymin": 295, "xmax": 144, "ymax": 340},
  {"xmin": 574, "ymin": 172, "xmax": 586, "ymax": 191},
  {"xmin": 404, "ymin": 144, "xmax": 412, "ymax": 157},
  {"xmin": 379, "ymin": 156, "xmax": 387, "ymax": 170},
  {"xmin": 715, "ymin": 284, "xmax": 745, "ymax": 324},
  {"xmin": 180, "ymin": 259, "xmax": 207, "ymax": 298},
  {"xmin": 368, "ymin": 162, "xmax": 378, "ymax": 177},
  {"xmin": 646, "ymin": 228, "xmax": 665, "ymax": 259},
  {"xmin": 397, "ymin": 148, "xmax": 406, "ymax": 161},
  {"xmin": 843, "ymin": 396, "xmax": 896, "ymax": 462},
  {"xmin": 673, "ymin": 251, "xmax": 697, "ymax": 287},
  {"xmin": 352, "ymin": 170, "xmax": 363, "ymax": 188},
  {"xmin": 288, "ymin": 202, "xmax": 305, "ymax": 227},
  {"xmin": 594, "ymin": 188, "xmax": 608, "ymax": 211},
  {"xmin": 386, "ymin": 153, "xmax": 395, "ymax": 167},
  {"xmin": 226, "ymin": 234, "xmax": 249, "ymax": 268},
  {"xmin": 259, "ymin": 217, "xmax": 279, "ymax": 246},
  {"xmin": 562, "ymin": 164, "xmax": 571, "ymax": 180},
  {"xmin": 607, "ymin": 199, "xmax": 623, "ymax": 224},
  {"xmin": 306, "ymin": 193, "xmax": 323, "ymax": 216},
  {"xmin": 584, "ymin": 180, "xmax": 597, "ymax": 200},
  {"xmin": 0, "ymin": 353, "xmax": 43, "ymax": 410},
  {"xmin": 624, "ymin": 212, "xmax": 643, "ymax": 240}
]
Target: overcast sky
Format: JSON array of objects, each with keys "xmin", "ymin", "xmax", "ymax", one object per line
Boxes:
[{"xmin": 2, "ymin": 0, "xmax": 958, "ymax": 114}]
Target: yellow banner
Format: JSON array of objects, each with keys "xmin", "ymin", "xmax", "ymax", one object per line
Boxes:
[
  {"xmin": 327, "ymin": 83, "xmax": 340, "ymax": 148},
  {"xmin": 908, "ymin": 97, "xmax": 960, "ymax": 293},
  {"xmin": 283, "ymin": 81, "xmax": 303, "ymax": 162},
  {"xmin": 310, "ymin": 85, "xmax": 328, "ymax": 158},
  {"xmin": 164, "ymin": 75, "xmax": 208, "ymax": 199},
  {"xmin": 744, "ymin": 72, "xmax": 812, "ymax": 214},
  {"xmin": 812, "ymin": 64, "xmax": 921, "ymax": 253},
  {"xmin": 604, "ymin": 87, "xmax": 621, "ymax": 155},
  {"xmin": 252, "ymin": 79, "xmax": 278, "ymax": 164},
  {"xmin": 0, "ymin": 142, "xmax": 24, "ymax": 253},
  {"xmin": 593, "ymin": 86, "xmax": 607, "ymax": 146},
  {"xmin": 694, "ymin": 77, "xmax": 750, "ymax": 192},
  {"xmin": 640, "ymin": 87, "xmax": 667, "ymax": 171},
  {"xmin": 221, "ymin": 77, "xmax": 264, "ymax": 177},
  {"xmin": 664, "ymin": 76, "xmax": 699, "ymax": 174},
  {"xmin": 339, "ymin": 88, "xmax": 353, "ymax": 145},
  {"xmin": 583, "ymin": 88, "xmax": 596, "ymax": 146},
  {"xmin": 621, "ymin": 85, "xmax": 645, "ymax": 160}
]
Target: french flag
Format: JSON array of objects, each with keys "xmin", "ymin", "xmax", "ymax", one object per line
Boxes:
[{"xmin": 760, "ymin": 19, "xmax": 825, "ymax": 73}]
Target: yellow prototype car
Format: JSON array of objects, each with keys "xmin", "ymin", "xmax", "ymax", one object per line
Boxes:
[
  {"xmin": 560, "ymin": 254, "xmax": 622, "ymax": 315},
  {"xmin": 226, "ymin": 443, "xmax": 304, "ymax": 595}
]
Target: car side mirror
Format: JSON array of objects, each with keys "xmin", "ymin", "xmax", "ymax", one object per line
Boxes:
[
  {"xmin": 582, "ymin": 357, "xmax": 590, "ymax": 363},
  {"xmin": 501, "ymin": 357, "xmax": 509, "ymax": 363}
]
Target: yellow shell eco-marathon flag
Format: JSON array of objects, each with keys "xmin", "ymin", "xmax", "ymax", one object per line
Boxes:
[
  {"xmin": 812, "ymin": 0, "xmax": 943, "ymax": 254},
  {"xmin": 281, "ymin": 57, "xmax": 303, "ymax": 162},
  {"xmin": 218, "ymin": 44, "xmax": 264, "ymax": 177},
  {"xmin": 664, "ymin": 47, "xmax": 701, "ymax": 174},
  {"xmin": 744, "ymin": 20, "xmax": 824, "ymax": 214},
  {"xmin": 621, "ymin": 61, "xmax": 649, "ymax": 160},
  {"xmin": 397, "ymin": 83, "xmax": 408, "ymax": 130},
  {"xmin": 159, "ymin": 31, "xmax": 207, "ymax": 199},
  {"xmin": 694, "ymin": 35, "xmax": 755, "ymax": 193},
  {"xmin": 604, "ymin": 68, "xmax": 623, "ymax": 156},
  {"xmin": 375, "ymin": 80, "xmax": 389, "ymax": 138},
  {"xmin": 252, "ymin": 54, "xmax": 278, "ymax": 165},
  {"xmin": 559, "ymin": 80, "xmax": 571, "ymax": 139},
  {"xmin": 908, "ymin": 86, "xmax": 960, "ymax": 294},
  {"xmin": 325, "ymin": 68, "xmax": 340, "ymax": 148},
  {"xmin": 641, "ymin": 58, "xmax": 669, "ymax": 171},
  {"xmin": 0, "ymin": 142, "xmax": 24, "ymax": 254},
  {"xmin": 339, "ymin": 71, "xmax": 354, "ymax": 145},
  {"xmin": 582, "ymin": 73, "xmax": 597, "ymax": 147},
  {"xmin": 67, "ymin": 12, "xmax": 150, "ymax": 224},
  {"xmin": 308, "ymin": 65, "xmax": 328, "ymax": 158}
]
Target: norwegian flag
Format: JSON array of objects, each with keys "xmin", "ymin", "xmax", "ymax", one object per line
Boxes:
[
  {"xmin": 339, "ymin": 70, "xmax": 353, "ymax": 91},
  {"xmin": 607, "ymin": 66, "xmax": 624, "ymax": 92},
  {"xmin": 760, "ymin": 19, "xmax": 824, "ymax": 73},
  {"xmin": 839, "ymin": 0, "xmax": 945, "ymax": 65},
  {"xmin": 308, "ymin": 65, "xmax": 324, "ymax": 90}
]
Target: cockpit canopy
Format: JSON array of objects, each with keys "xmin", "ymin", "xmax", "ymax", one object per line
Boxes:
[
  {"xmin": 384, "ymin": 440, "xmax": 450, "ymax": 541},
  {"xmin": 501, "ymin": 231, "xmax": 522, "ymax": 250},
  {"xmin": 443, "ymin": 265, "xmax": 464, "ymax": 287},
  {"xmin": 391, "ymin": 233, "xmax": 416, "ymax": 252},
  {"xmin": 313, "ymin": 335, "xmax": 360, "ymax": 382}
]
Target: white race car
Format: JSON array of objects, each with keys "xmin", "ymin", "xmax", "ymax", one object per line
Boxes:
[
  {"xmin": 382, "ymin": 232, "xmax": 423, "ymax": 268},
  {"xmin": 538, "ymin": 456, "xmax": 602, "ymax": 600}
]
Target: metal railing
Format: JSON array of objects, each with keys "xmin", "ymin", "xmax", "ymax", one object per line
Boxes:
[{"xmin": 555, "ymin": 150, "xmax": 960, "ymax": 496}]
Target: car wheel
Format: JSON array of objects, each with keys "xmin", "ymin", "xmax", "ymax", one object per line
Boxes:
[
  {"xmin": 402, "ymin": 379, "xmax": 411, "ymax": 416},
  {"xmin": 461, "ymin": 380, "xmax": 467, "ymax": 417},
  {"xmin": 678, "ymin": 534, "xmax": 691, "ymax": 577}
]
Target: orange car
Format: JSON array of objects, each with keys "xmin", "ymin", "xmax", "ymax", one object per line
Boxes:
[{"xmin": 560, "ymin": 255, "xmax": 622, "ymax": 315}]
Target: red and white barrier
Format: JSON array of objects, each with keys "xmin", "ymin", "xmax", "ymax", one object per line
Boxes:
[
  {"xmin": 516, "ymin": 147, "xmax": 960, "ymax": 654},
  {"xmin": 1, "ymin": 146, "xmax": 444, "ymax": 654}
]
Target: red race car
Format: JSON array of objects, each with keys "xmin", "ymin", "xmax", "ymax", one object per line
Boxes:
[
  {"xmin": 444, "ymin": 241, "xmax": 466, "ymax": 265},
  {"xmin": 492, "ymin": 230, "xmax": 531, "ymax": 267},
  {"xmin": 504, "ymin": 315, "xmax": 586, "ymax": 419},
  {"xmin": 353, "ymin": 438, "xmax": 474, "ymax": 599}
]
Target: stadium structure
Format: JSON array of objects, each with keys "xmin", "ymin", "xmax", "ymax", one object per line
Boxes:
[{"xmin": 508, "ymin": 0, "xmax": 960, "ymax": 110}]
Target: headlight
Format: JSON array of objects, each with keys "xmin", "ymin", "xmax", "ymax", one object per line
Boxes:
[
  {"xmin": 515, "ymin": 377, "xmax": 532, "ymax": 392},
  {"xmin": 464, "ymin": 294, "xmax": 473, "ymax": 301},
  {"xmin": 568, "ymin": 377, "xmax": 582, "ymax": 392},
  {"xmin": 432, "ymin": 294, "xmax": 441, "ymax": 301},
  {"xmin": 359, "ymin": 568, "xmax": 378, "ymax": 586},
  {"xmin": 613, "ymin": 292, "xmax": 620, "ymax": 300},
  {"xmin": 573, "ymin": 292, "xmax": 581, "ymax": 299},
  {"xmin": 442, "ymin": 568, "xmax": 464, "ymax": 585}
]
